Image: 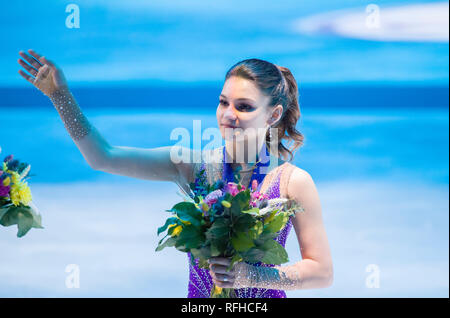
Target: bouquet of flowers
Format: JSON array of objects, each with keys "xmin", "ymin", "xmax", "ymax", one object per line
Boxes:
[
  {"xmin": 0, "ymin": 147, "xmax": 43, "ymax": 237},
  {"xmin": 156, "ymin": 165, "xmax": 304, "ymax": 297}
]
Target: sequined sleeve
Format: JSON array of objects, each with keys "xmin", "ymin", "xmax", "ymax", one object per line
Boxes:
[
  {"xmin": 48, "ymin": 87, "xmax": 111, "ymax": 171},
  {"xmin": 49, "ymin": 87, "xmax": 92, "ymax": 141},
  {"xmin": 233, "ymin": 262, "xmax": 303, "ymax": 291}
]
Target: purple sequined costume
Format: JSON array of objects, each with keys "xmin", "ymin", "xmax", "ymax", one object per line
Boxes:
[{"xmin": 187, "ymin": 150, "xmax": 292, "ymax": 298}]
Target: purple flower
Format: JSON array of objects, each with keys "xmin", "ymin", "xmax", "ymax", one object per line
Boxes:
[
  {"xmin": 0, "ymin": 184, "xmax": 10, "ymax": 197},
  {"xmin": 4, "ymin": 154, "xmax": 13, "ymax": 163},
  {"xmin": 204, "ymin": 189, "xmax": 223, "ymax": 207}
]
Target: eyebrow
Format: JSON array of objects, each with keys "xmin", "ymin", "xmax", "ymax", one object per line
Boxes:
[{"xmin": 220, "ymin": 94, "xmax": 256, "ymax": 103}]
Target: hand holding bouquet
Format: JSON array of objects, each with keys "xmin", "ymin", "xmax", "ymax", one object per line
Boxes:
[
  {"xmin": 156, "ymin": 166, "xmax": 304, "ymax": 297},
  {"xmin": 0, "ymin": 147, "xmax": 43, "ymax": 237}
]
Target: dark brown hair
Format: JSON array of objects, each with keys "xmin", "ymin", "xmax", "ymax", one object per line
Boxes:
[{"xmin": 225, "ymin": 58, "xmax": 304, "ymax": 162}]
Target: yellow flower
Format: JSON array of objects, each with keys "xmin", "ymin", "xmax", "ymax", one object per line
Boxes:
[
  {"xmin": 169, "ymin": 223, "xmax": 183, "ymax": 237},
  {"xmin": 170, "ymin": 225, "xmax": 183, "ymax": 237},
  {"xmin": 10, "ymin": 181, "xmax": 32, "ymax": 206},
  {"xmin": 11, "ymin": 171, "xmax": 21, "ymax": 184},
  {"xmin": 213, "ymin": 285, "xmax": 223, "ymax": 295},
  {"xmin": 2, "ymin": 176, "xmax": 10, "ymax": 187},
  {"xmin": 221, "ymin": 200, "xmax": 231, "ymax": 208},
  {"xmin": 175, "ymin": 215, "xmax": 191, "ymax": 226},
  {"xmin": 201, "ymin": 202, "xmax": 209, "ymax": 212}
]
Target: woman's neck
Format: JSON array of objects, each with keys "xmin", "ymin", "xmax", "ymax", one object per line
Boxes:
[
  {"xmin": 223, "ymin": 138, "xmax": 284, "ymax": 175},
  {"xmin": 224, "ymin": 139, "xmax": 264, "ymax": 169}
]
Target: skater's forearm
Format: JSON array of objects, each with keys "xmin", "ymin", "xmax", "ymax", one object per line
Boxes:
[{"xmin": 49, "ymin": 87, "xmax": 111, "ymax": 170}]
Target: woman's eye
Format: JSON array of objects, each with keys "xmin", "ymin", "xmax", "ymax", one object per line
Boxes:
[
  {"xmin": 219, "ymin": 100, "xmax": 253, "ymax": 111},
  {"xmin": 239, "ymin": 104, "xmax": 253, "ymax": 111}
]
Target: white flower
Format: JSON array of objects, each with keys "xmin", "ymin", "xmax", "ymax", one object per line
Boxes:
[
  {"xmin": 258, "ymin": 198, "xmax": 289, "ymax": 215},
  {"xmin": 20, "ymin": 164, "xmax": 31, "ymax": 179}
]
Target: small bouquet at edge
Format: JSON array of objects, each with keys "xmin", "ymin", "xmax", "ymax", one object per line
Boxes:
[
  {"xmin": 156, "ymin": 166, "xmax": 304, "ymax": 298},
  {"xmin": 0, "ymin": 147, "xmax": 43, "ymax": 237}
]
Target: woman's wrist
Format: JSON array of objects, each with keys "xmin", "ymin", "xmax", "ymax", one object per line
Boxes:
[
  {"xmin": 48, "ymin": 85, "xmax": 71, "ymax": 99},
  {"xmin": 233, "ymin": 261, "xmax": 251, "ymax": 288},
  {"xmin": 233, "ymin": 261, "xmax": 302, "ymax": 291},
  {"xmin": 49, "ymin": 87, "xmax": 92, "ymax": 141}
]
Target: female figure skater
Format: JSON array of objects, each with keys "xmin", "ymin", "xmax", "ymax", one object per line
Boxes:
[{"xmin": 18, "ymin": 49, "xmax": 333, "ymax": 297}]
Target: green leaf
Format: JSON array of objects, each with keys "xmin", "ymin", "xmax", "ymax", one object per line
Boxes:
[
  {"xmin": 264, "ymin": 212, "xmax": 290, "ymax": 233},
  {"xmin": 260, "ymin": 240, "xmax": 289, "ymax": 265},
  {"xmin": 210, "ymin": 241, "xmax": 221, "ymax": 257},
  {"xmin": 231, "ymin": 231, "xmax": 255, "ymax": 252},
  {"xmin": 30, "ymin": 211, "xmax": 44, "ymax": 229},
  {"xmin": 157, "ymin": 217, "xmax": 178, "ymax": 235},
  {"xmin": 228, "ymin": 254, "xmax": 243, "ymax": 271},
  {"xmin": 0, "ymin": 206, "xmax": 33, "ymax": 237},
  {"xmin": 24, "ymin": 206, "xmax": 44, "ymax": 229},
  {"xmin": 240, "ymin": 247, "xmax": 265, "ymax": 264},
  {"xmin": 205, "ymin": 218, "xmax": 230, "ymax": 240},
  {"xmin": 248, "ymin": 220, "xmax": 264, "ymax": 240},
  {"xmin": 198, "ymin": 258, "xmax": 209, "ymax": 269},
  {"xmin": 242, "ymin": 207, "xmax": 260, "ymax": 216},
  {"xmin": 168, "ymin": 202, "xmax": 202, "ymax": 226},
  {"xmin": 189, "ymin": 247, "xmax": 202, "ymax": 260},
  {"xmin": 191, "ymin": 245, "xmax": 211, "ymax": 260},
  {"xmin": 17, "ymin": 210, "xmax": 34, "ymax": 238},
  {"xmin": 231, "ymin": 190, "xmax": 250, "ymax": 210},
  {"xmin": 176, "ymin": 225, "xmax": 204, "ymax": 250},
  {"xmin": 233, "ymin": 213, "xmax": 255, "ymax": 233},
  {"xmin": 0, "ymin": 205, "xmax": 44, "ymax": 237},
  {"xmin": 157, "ymin": 233, "xmax": 169, "ymax": 245},
  {"xmin": 155, "ymin": 236, "xmax": 176, "ymax": 252},
  {"xmin": 0, "ymin": 207, "xmax": 10, "ymax": 222},
  {"xmin": 229, "ymin": 190, "xmax": 251, "ymax": 218},
  {"xmin": 254, "ymin": 230, "xmax": 278, "ymax": 247},
  {"xmin": 210, "ymin": 238, "xmax": 228, "ymax": 257}
]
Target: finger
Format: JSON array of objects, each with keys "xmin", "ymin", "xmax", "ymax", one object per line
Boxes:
[
  {"xmin": 18, "ymin": 70, "xmax": 35, "ymax": 85},
  {"xmin": 215, "ymin": 273, "xmax": 235, "ymax": 282},
  {"xmin": 214, "ymin": 279, "xmax": 234, "ymax": 289},
  {"xmin": 208, "ymin": 257, "xmax": 232, "ymax": 266},
  {"xmin": 19, "ymin": 51, "xmax": 42, "ymax": 70},
  {"xmin": 18, "ymin": 58, "xmax": 38, "ymax": 76},
  {"xmin": 27, "ymin": 49, "xmax": 47, "ymax": 66},
  {"xmin": 210, "ymin": 268, "xmax": 236, "ymax": 280},
  {"xmin": 210, "ymin": 264, "xmax": 235, "ymax": 275},
  {"xmin": 41, "ymin": 56, "xmax": 56, "ymax": 69}
]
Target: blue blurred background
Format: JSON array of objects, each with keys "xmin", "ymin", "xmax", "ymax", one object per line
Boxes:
[{"xmin": 0, "ymin": 0, "xmax": 448, "ymax": 297}]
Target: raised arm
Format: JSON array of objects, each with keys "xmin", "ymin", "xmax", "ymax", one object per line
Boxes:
[{"xmin": 17, "ymin": 49, "xmax": 195, "ymax": 192}]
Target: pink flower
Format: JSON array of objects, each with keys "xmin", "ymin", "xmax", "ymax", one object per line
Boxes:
[
  {"xmin": 251, "ymin": 180, "xmax": 258, "ymax": 191},
  {"xmin": 204, "ymin": 189, "xmax": 223, "ymax": 207},
  {"xmin": 225, "ymin": 182, "xmax": 246, "ymax": 197},
  {"xmin": 249, "ymin": 190, "xmax": 269, "ymax": 208}
]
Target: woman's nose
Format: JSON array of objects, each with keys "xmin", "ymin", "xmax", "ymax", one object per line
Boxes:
[{"xmin": 223, "ymin": 104, "xmax": 237, "ymax": 120}]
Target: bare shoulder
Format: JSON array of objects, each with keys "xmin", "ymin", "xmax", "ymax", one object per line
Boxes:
[
  {"xmin": 284, "ymin": 163, "xmax": 317, "ymax": 200},
  {"xmin": 174, "ymin": 146, "xmax": 221, "ymax": 184}
]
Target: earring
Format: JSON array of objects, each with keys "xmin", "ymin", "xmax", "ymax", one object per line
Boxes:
[{"xmin": 269, "ymin": 126, "xmax": 272, "ymax": 139}]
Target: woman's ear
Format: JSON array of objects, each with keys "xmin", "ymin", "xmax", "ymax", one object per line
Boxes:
[{"xmin": 268, "ymin": 104, "xmax": 283, "ymax": 125}]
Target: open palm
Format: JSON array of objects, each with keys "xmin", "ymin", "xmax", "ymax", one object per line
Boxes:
[{"xmin": 18, "ymin": 49, "xmax": 68, "ymax": 97}]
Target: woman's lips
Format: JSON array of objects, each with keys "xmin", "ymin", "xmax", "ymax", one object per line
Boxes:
[{"xmin": 222, "ymin": 124, "xmax": 238, "ymax": 129}]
